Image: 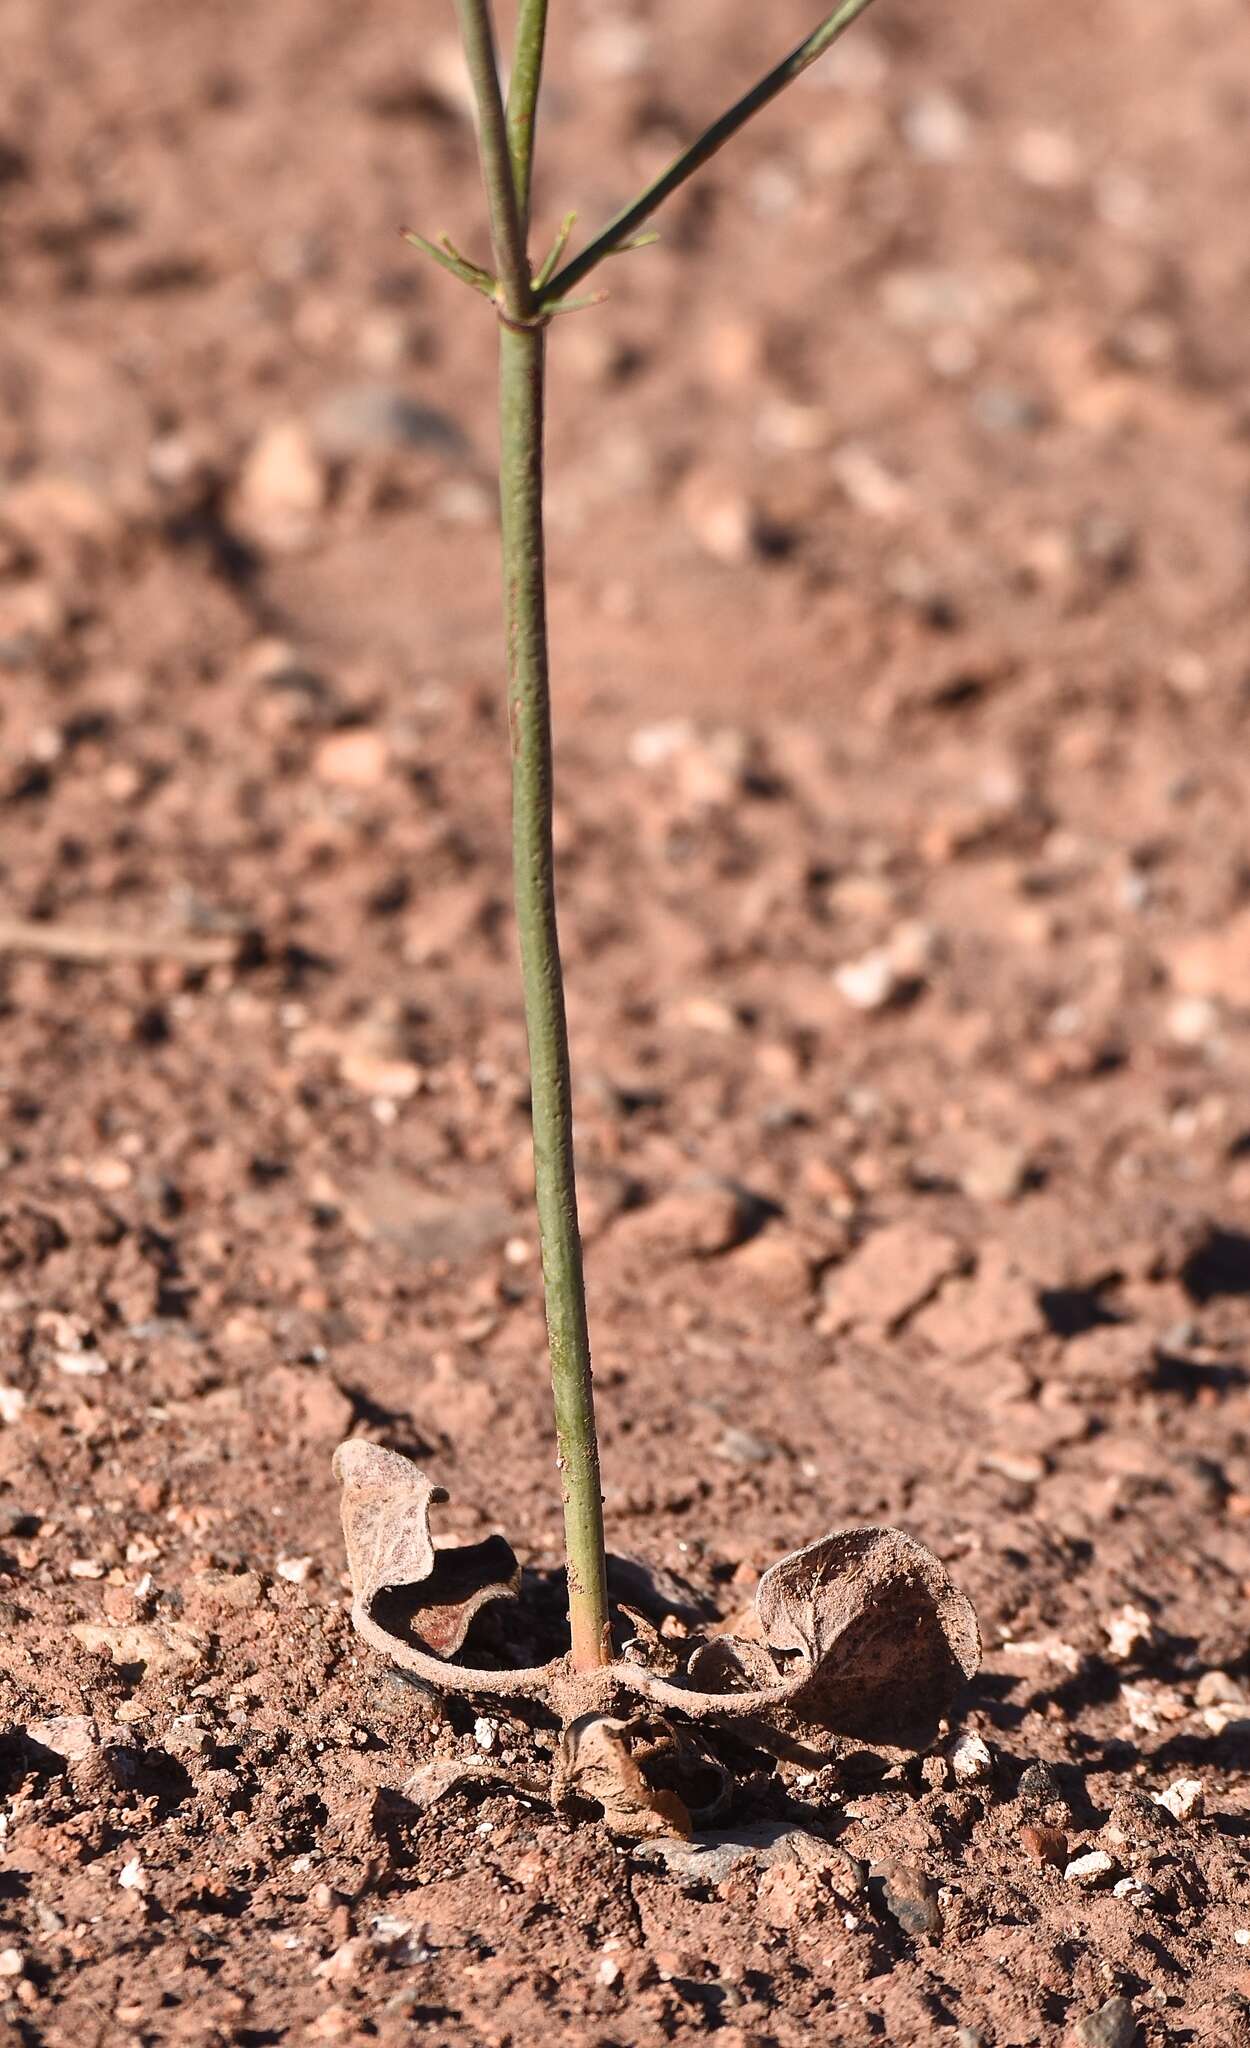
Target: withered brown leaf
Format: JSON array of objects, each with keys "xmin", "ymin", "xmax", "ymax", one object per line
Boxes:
[
  {"xmin": 333, "ymin": 1440, "xmax": 520, "ymax": 1660},
  {"xmin": 755, "ymin": 1527, "xmax": 982, "ymax": 1754},
  {"xmin": 556, "ymin": 1711, "xmax": 738, "ymax": 1840}
]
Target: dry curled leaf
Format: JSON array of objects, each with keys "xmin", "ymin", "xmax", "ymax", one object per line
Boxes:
[
  {"xmin": 621, "ymin": 1526, "xmax": 980, "ymax": 1758},
  {"xmin": 334, "ymin": 1440, "xmax": 520, "ymax": 1662},
  {"xmin": 557, "ymin": 1713, "xmax": 730, "ymax": 1840},
  {"xmin": 332, "ymin": 1442, "xmax": 981, "ymax": 1760},
  {"xmin": 755, "ymin": 1528, "xmax": 980, "ymax": 1753}
]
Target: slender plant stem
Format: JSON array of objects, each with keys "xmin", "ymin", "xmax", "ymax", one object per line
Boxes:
[
  {"xmin": 543, "ymin": 0, "xmax": 879, "ymax": 303},
  {"xmin": 506, "ymin": 0, "xmax": 549, "ymax": 235},
  {"xmin": 499, "ymin": 318, "xmax": 611, "ymax": 1672},
  {"xmin": 454, "ymin": 0, "xmax": 610, "ymax": 1670},
  {"xmin": 453, "ymin": 0, "xmax": 532, "ymax": 312}
]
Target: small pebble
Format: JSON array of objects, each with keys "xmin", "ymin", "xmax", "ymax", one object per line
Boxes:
[
  {"xmin": 834, "ymin": 948, "xmax": 903, "ymax": 1012},
  {"xmin": 24, "ymin": 1715, "xmax": 99, "ymax": 1763},
  {"xmin": 474, "ymin": 1717, "xmax": 497, "ymax": 1751},
  {"xmin": 959, "ymin": 1140, "xmax": 1029, "ymax": 1204},
  {"xmin": 716, "ymin": 1426, "xmax": 775, "ymax": 1467},
  {"xmin": 947, "ymin": 1731, "xmax": 994, "ymax": 1785},
  {"xmin": 56, "ymin": 1349, "xmax": 108, "ymax": 1377},
  {"xmin": 1195, "ymin": 1670, "xmax": 1244, "ymax": 1707},
  {"xmin": 1074, "ymin": 1995, "xmax": 1138, "ymax": 2048},
  {"xmin": 870, "ymin": 1858, "xmax": 942, "ymax": 1939},
  {"xmin": 234, "ymin": 419, "xmax": 327, "ymax": 552},
  {"xmin": 313, "ymin": 728, "xmax": 390, "ymax": 790},
  {"xmin": 1020, "ymin": 1824, "xmax": 1068, "ymax": 1869},
  {"xmin": 310, "ymin": 384, "xmax": 465, "ymax": 460},
  {"xmin": 1065, "ymin": 1849, "xmax": 1118, "ymax": 1888},
  {"xmin": 1009, "ymin": 125, "xmax": 1083, "ymax": 189},
  {"xmin": 1104, "ymin": 1604, "xmax": 1157, "ymax": 1662},
  {"xmin": 901, "ymin": 89, "xmax": 972, "ymax": 162},
  {"xmin": 1154, "ymin": 1777, "xmax": 1204, "ymax": 1822},
  {"xmin": 1168, "ymin": 995, "xmax": 1220, "ymax": 1046}
]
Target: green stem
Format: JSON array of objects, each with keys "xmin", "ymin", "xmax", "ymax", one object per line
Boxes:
[
  {"xmin": 499, "ymin": 318, "xmax": 610, "ymax": 1673},
  {"xmin": 543, "ymin": 0, "xmax": 879, "ymax": 303},
  {"xmin": 506, "ymin": 0, "xmax": 549, "ymax": 235},
  {"xmin": 454, "ymin": 0, "xmax": 610, "ymax": 1672},
  {"xmin": 453, "ymin": 0, "xmax": 532, "ymax": 312}
]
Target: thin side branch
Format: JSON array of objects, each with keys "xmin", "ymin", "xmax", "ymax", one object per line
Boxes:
[
  {"xmin": 402, "ymin": 228, "xmax": 497, "ymax": 298},
  {"xmin": 506, "ymin": 0, "xmax": 549, "ymax": 235},
  {"xmin": 542, "ymin": 0, "xmax": 880, "ymax": 303},
  {"xmin": 453, "ymin": 0, "xmax": 533, "ymax": 317},
  {"xmin": 533, "ymin": 210, "xmax": 576, "ymax": 291}
]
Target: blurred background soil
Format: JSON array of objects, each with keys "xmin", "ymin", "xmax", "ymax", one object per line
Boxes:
[{"xmin": 1, "ymin": 0, "xmax": 1250, "ymax": 2041}]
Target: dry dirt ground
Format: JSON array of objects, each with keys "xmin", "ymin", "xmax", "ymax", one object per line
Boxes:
[{"xmin": 2, "ymin": 0, "xmax": 1250, "ymax": 2042}]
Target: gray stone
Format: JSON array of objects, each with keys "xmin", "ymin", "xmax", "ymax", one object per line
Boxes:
[
  {"xmin": 310, "ymin": 384, "xmax": 468, "ymax": 460},
  {"xmin": 1075, "ymin": 1997, "xmax": 1138, "ymax": 2048},
  {"xmin": 870, "ymin": 1857, "xmax": 943, "ymax": 1939}
]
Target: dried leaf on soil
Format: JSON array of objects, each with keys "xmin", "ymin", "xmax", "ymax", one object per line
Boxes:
[
  {"xmin": 333, "ymin": 1440, "xmax": 520, "ymax": 1658},
  {"xmin": 626, "ymin": 1525, "xmax": 981, "ymax": 1757},
  {"xmin": 557, "ymin": 1712, "xmax": 730, "ymax": 1840},
  {"xmin": 754, "ymin": 1527, "xmax": 982, "ymax": 1753}
]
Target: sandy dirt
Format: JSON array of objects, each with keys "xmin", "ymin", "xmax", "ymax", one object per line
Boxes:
[{"xmin": 2, "ymin": 0, "xmax": 1250, "ymax": 2041}]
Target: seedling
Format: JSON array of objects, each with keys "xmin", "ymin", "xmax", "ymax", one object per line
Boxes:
[{"xmin": 334, "ymin": 0, "xmax": 980, "ymax": 1834}]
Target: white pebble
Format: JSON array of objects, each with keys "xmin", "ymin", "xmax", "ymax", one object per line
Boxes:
[
  {"xmin": 1168, "ymin": 995, "xmax": 1220, "ymax": 1046},
  {"xmin": 1064, "ymin": 1849, "xmax": 1116, "ymax": 1887},
  {"xmin": 629, "ymin": 719, "xmax": 696, "ymax": 770},
  {"xmin": 834, "ymin": 949, "xmax": 900, "ymax": 1012},
  {"xmin": 276, "ymin": 1555, "xmax": 313, "ymax": 1584},
  {"xmin": 0, "ymin": 1386, "xmax": 26, "ymax": 1425},
  {"xmin": 902, "ymin": 90, "xmax": 972, "ymax": 163},
  {"xmin": 55, "ymin": 1349, "xmax": 108, "ymax": 1377},
  {"xmin": 474, "ymin": 1717, "xmax": 497, "ymax": 1751},
  {"xmin": 947, "ymin": 1731, "xmax": 994, "ymax": 1784},
  {"xmin": 1154, "ymin": 1777, "xmax": 1204, "ymax": 1822},
  {"xmin": 118, "ymin": 1855, "xmax": 147, "ymax": 1892},
  {"xmin": 1104, "ymin": 1604, "xmax": 1157, "ymax": 1662}
]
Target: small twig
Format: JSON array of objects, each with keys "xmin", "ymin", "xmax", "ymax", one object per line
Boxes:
[
  {"xmin": 532, "ymin": 210, "xmax": 577, "ymax": 291},
  {"xmin": 402, "ymin": 228, "xmax": 497, "ymax": 298},
  {"xmin": 0, "ymin": 918, "xmax": 244, "ymax": 968},
  {"xmin": 542, "ymin": 0, "xmax": 880, "ymax": 304}
]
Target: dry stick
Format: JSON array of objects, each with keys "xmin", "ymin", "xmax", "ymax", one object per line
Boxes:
[{"xmin": 0, "ymin": 918, "xmax": 241, "ymax": 968}]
